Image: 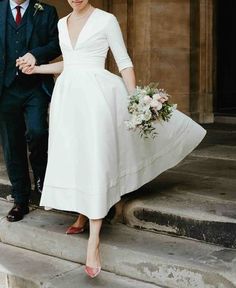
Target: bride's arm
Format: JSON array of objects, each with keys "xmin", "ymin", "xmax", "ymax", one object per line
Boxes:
[
  {"xmin": 106, "ymin": 15, "xmax": 136, "ymax": 94},
  {"xmin": 17, "ymin": 60, "xmax": 64, "ymax": 75},
  {"xmin": 120, "ymin": 67, "xmax": 136, "ymax": 94}
]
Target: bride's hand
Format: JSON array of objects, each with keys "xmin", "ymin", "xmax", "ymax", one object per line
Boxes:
[
  {"xmin": 20, "ymin": 65, "xmax": 39, "ymax": 75},
  {"xmin": 16, "ymin": 59, "xmax": 39, "ymax": 74}
]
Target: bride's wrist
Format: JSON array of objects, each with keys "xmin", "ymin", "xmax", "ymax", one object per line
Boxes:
[
  {"xmin": 34, "ymin": 65, "xmax": 41, "ymax": 74},
  {"xmin": 128, "ymin": 87, "xmax": 136, "ymax": 95}
]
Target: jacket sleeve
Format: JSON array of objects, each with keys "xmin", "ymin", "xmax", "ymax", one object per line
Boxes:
[
  {"xmin": 106, "ymin": 15, "xmax": 133, "ymax": 73},
  {"xmin": 30, "ymin": 6, "xmax": 61, "ymax": 64}
]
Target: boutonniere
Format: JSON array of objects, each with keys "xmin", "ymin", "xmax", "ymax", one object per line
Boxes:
[{"xmin": 33, "ymin": 1, "xmax": 44, "ymax": 16}]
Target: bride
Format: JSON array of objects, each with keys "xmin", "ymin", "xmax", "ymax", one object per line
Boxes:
[{"xmin": 17, "ymin": 0, "xmax": 206, "ymax": 278}]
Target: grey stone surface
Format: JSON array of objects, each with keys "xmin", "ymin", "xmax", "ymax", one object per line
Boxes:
[
  {"xmin": 0, "ymin": 242, "xmax": 79, "ymax": 287},
  {"xmin": 124, "ymin": 170, "xmax": 236, "ymax": 220},
  {"xmin": 0, "ymin": 200, "xmax": 235, "ymax": 288},
  {"xmin": 47, "ymin": 266, "xmax": 160, "ymax": 288},
  {"xmin": 200, "ymin": 124, "xmax": 236, "ymax": 147},
  {"xmin": 0, "ymin": 243, "xmax": 159, "ymax": 288},
  {"xmin": 191, "ymin": 144, "xmax": 236, "ymax": 161},
  {"xmin": 0, "ymin": 273, "xmax": 6, "ymax": 288},
  {"xmin": 172, "ymin": 156, "xmax": 236, "ymax": 180},
  {"xmin": 122, "ymin": 156, "xmax": 236, "ymax": 247}
]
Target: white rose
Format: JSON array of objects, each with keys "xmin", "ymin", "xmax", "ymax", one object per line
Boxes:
[
  {"xmin": 142, "ymin": 105, "xmax": 151, "ymax": 113},
  {"xmin": 143, "ymin": 110, "xmax": 152, "ymax": 121},
  {"xmin": 153, "ymin": 93, "xmax": 162, "ymax": 101},
  {"xmin": 150, "ymin": 100, "xmax": 162, "ymax": 110},
  {"xmin": 156, "ymin": 102, "xmax": 163, "ymax": 111},
  {"xmin": 134, "ymin": 115, "xmax": 143, "ymax": 125},
  {"xmin": 125, "ymin": 121, "xmax": 135, "ymax": 129}
]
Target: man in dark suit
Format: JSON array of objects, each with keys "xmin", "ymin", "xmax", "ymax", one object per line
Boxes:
[{"xmin": 0, "ymin": 0, "xmax": 61, "ymax": 221}]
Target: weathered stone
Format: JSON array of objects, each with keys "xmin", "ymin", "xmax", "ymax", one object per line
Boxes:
[
  {"xmin": 0, "ymin": 200, "xmax": 235, "ymax": 287},
  {"xmin": 122, "ymin": 155, "xmax": 236, "ymax": 248},
  {"xmin": 0, "ymin": 243, "xmax": 158, "ymax": 288}
]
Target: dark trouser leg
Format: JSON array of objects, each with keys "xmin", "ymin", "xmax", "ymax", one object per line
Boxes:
[
  {"xmin": 0, "ymin": 101, "xmax": 31, "ymax": 205},
  {"xmin": 24, "ymin": 90, "xmax": 49, "ymax": 189}
]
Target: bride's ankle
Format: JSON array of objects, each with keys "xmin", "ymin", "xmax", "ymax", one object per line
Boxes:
[
  {"xmin": 73, "ymin": 214, "xmax": 88, "ymax": 227},
  {"xmin": 86, "ymin": 244, "xmax": 101, "ymax": 267}
]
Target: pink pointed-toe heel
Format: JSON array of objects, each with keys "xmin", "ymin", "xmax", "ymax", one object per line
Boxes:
[
  {"xmin": 66, "ymin": 225, "xmax": 85, "ymax": 234},
  {"xmin": 66, "ymin": 219, "xmax": 89, "ymax": 235},
  {"xmin": 84, "ymin": 266, "xmax": 101, "ymax": 278}
]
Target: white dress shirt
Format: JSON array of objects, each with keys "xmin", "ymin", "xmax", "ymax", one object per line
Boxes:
[{"xmin": 10, "ymin": 0, "xmax": 30, "ymax": 20}]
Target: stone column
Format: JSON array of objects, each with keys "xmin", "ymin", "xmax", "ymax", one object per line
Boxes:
[
  {"xmin": 108, "ymin": 0, "xmax": 191, "ymax": 114},
  {"xmin": 190, "ymin": 0, "xmax": 214, "ymax": 122},
  {"xmin": 150, "ymin": 0, "xmax": 191, "ymax": 114}
]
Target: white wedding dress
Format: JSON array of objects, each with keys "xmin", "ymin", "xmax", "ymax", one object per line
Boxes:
[{"xmin": 40, "ymin": 8, "xmax": 206, "ymax": 219}]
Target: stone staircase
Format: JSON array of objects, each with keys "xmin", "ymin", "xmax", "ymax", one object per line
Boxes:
[
  {"xmin": 0, "ymin": 200, "xmax": 236, "ymax": 288},
  {"xmin": 110, "ymin": 124, "xmax": 236, "ymax": 248},
  {"xmin": 0, "ymin": 123, "xmax": 236, "ymax": 288}
]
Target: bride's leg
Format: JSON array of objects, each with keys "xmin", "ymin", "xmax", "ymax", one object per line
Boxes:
[
  {"xmin": 71, "ymin": 213, "xmax": 88, "ymax": 228},
  {"xmin": 86, "ymin": 219, "xmax": 102, "ymax": 269}
]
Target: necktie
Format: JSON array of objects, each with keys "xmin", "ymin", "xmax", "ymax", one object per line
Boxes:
[{"xmin": 15, "ymin": 6, "xmax": 22, "ymax": 25}]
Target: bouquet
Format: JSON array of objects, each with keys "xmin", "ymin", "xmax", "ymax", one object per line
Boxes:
[{"xmin": 125, "ymin": 83, "xmax": 177, "ymax": 139}]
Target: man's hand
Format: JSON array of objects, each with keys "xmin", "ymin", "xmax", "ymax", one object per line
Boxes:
[{"xmin": 16, "ymin": 52, "xmax": 36, "ymax": 69}]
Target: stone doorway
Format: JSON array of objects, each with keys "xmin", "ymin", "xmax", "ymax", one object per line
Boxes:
[{"xmin": 215, "ymin": 0, "xmax": 236, "ymax": 117}]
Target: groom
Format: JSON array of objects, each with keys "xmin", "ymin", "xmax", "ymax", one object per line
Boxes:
[{"xmin": 0, "ymin": 0, "xmax": 61, "ymax": 221}]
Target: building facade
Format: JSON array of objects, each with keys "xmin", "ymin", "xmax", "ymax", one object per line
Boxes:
[{"xmin": 44, "ymin": 0, "xmax": 236, "ymax": 124}]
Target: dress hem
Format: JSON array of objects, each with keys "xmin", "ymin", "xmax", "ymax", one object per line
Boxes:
[{"xmin": 40, "ymin": 120, "xmax": 206, "ymax": 219}]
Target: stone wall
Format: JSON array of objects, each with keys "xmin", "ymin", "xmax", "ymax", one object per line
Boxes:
[{"xmin": 43, "ymin": 0, "xmax": 214, "ymax": 121}]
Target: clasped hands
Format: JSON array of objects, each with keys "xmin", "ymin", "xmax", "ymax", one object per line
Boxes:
[{"xmin": 16, "ymin": 52, "xmax": 37, "ymax": 75}]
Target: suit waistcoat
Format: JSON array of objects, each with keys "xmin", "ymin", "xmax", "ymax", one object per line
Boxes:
[{"xmin": 4, "ymin": 5, "xmax": 31, "ymax": 87}]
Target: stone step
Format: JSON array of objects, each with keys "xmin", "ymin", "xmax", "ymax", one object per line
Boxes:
[
  {"xmin": 172, "ymin": 155, "xmax": 236, "ymax": 180},
  {"xmin": 196, "ymin": 123, "xmax": 236, "ymax": 150},
  {"xmin": 0, "ymin": 243, "xmax": 159, "ymax": 288},
  {"xmin": 120, "ymin": 155, "xmax": 236, "ymax": 248},
  {"xmin": 0, "ymin": 152, "xmax": 235, "ymax": 249},
  {"xmin": 191, "ymin": 144, "xmax": 236, "ymax": 161},
  {"xmin": 0, "ymin": 200, "xmax": 235, "ymax": 288}
]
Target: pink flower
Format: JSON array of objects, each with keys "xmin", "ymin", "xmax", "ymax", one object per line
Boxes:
[
  {"xmin": 159, "ymin": 98, "xmax": 166, "ymax": 103},
  {"xmin": 150, "ymin": 100, "xmax": 162, "ymax": 110}
]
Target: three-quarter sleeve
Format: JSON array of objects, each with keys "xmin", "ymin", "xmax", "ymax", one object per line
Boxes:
[{"xmin": 106, "ymin": 15, "xmax": 133, "ymax": 72}]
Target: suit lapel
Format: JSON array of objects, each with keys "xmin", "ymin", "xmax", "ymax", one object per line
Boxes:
[
  {"xmin": 0, "ymin": 0, "xmax": 8, "ymax": 52},
  {"xmin": 26, "ymin": 0, "xmax": 38, "ymax": 46}
]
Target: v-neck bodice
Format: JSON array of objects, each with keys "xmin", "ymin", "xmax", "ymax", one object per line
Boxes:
[
  {"xmin": 66, "ymin": 8, "xmax": 97, "ymax": 50},
  {"xmin": 58, "ymin": 9, "xmax": 133, "ymax": 72}
]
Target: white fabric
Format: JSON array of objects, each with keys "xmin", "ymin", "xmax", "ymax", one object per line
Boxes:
[
  {"xmin": 40, "ymin": 9, "xmax": 206, "ymax": 219},
  {"xmin": 10, "ymin": 0, "xmax": 30, "ymax": 19}
]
